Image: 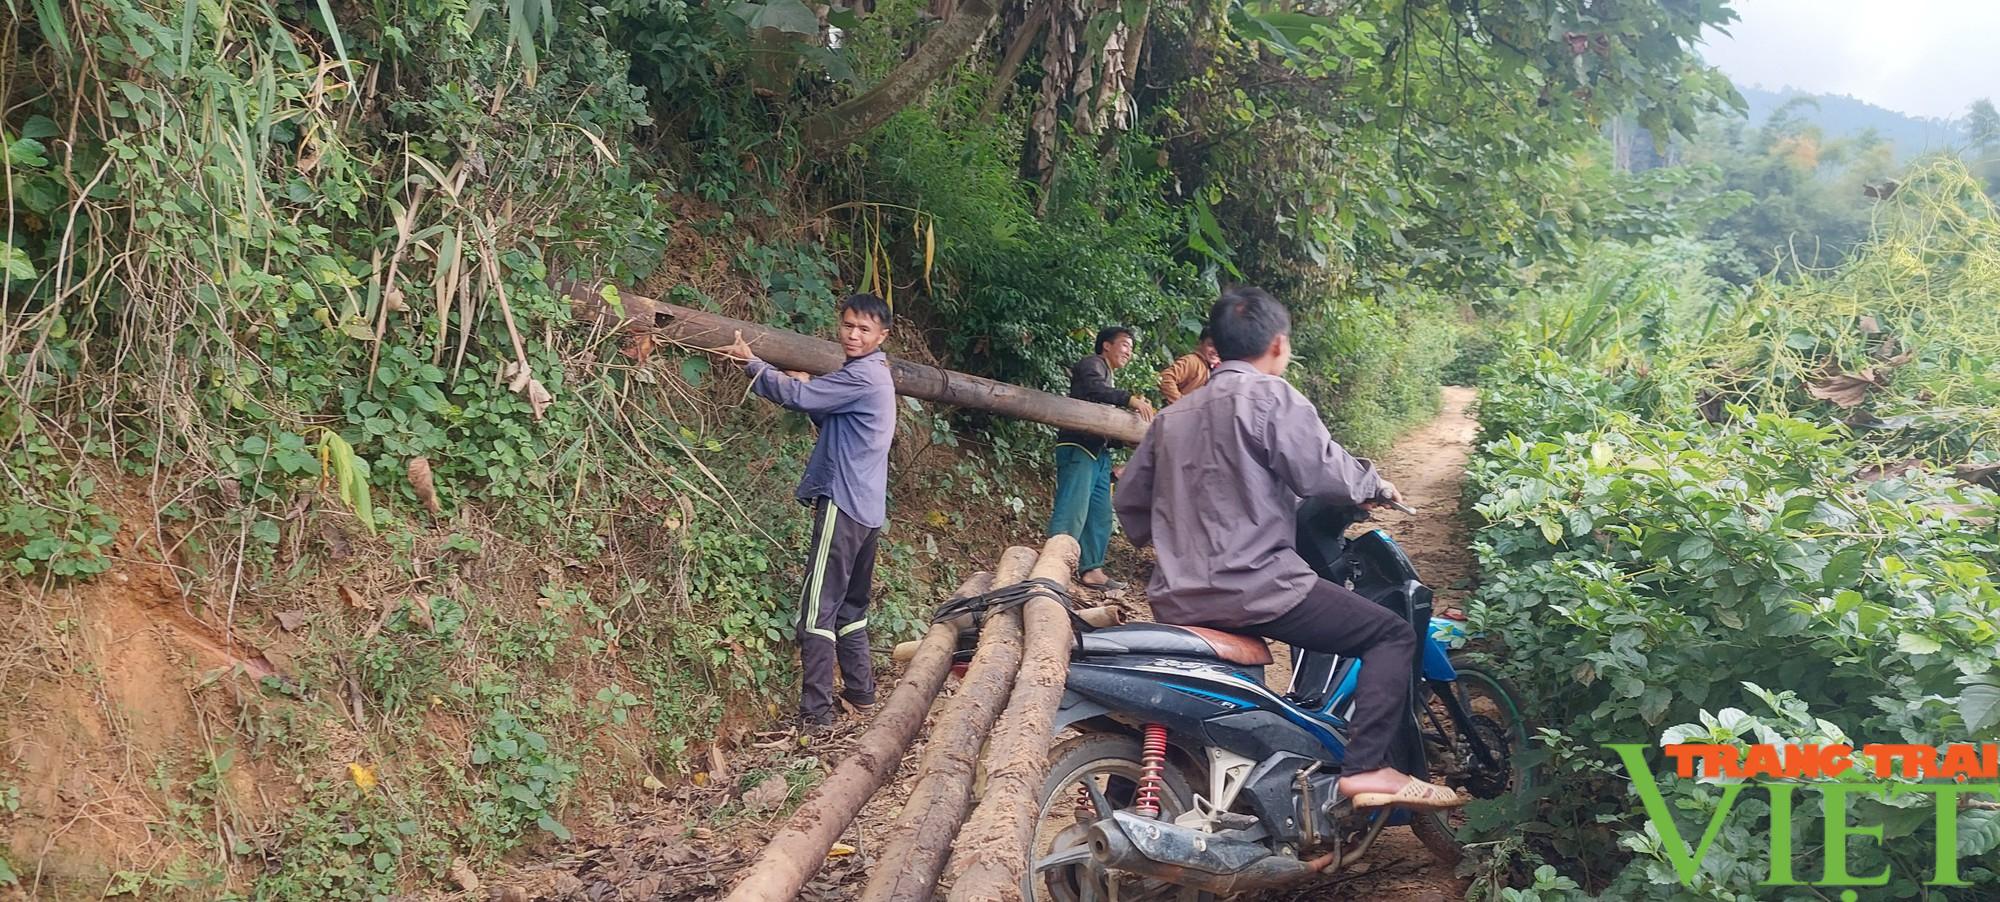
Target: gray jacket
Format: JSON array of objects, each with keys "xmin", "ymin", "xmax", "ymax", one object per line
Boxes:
[{"xmin": 1115, "ymin": 361, "xmax": 1381, "ymax": 627}]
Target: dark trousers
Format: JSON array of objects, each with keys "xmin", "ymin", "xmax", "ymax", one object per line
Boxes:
[
  {"xmin": 796, "ymin": 497, "xmax": 879, "ymax": 720},
  {"xmin": 1242, "ymin": 579, "xmax": 1417, "ymax": 772}
]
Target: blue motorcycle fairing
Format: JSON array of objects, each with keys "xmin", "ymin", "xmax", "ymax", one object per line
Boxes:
[
  {"xmin": 1422, "ymin": 634, "xmax": 1458, "ymax": 681},
  {"xmin": 1065, "ymin": 656, "xmax": 1351, "ymax": 763}
]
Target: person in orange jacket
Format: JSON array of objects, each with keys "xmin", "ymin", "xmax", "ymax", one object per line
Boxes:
[{"xmin": 1157, "ymin": 329, "xmax": 1219, "ymax": 404}]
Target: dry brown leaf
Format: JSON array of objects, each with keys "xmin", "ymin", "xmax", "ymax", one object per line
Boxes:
[
  {"xmin": 742, "ymin": 774, "xmax": 789, "ymax": 812},
  {"xmin": 338, "ymin": 585, "xmax": 373, "ymax": 611},
  {"xmin": 707, "ymin": 744, "xmax": 730, "ymax": 782},
  {"xmin": 828, "ymin": 842, "xmax": 856, "ymax": 858},
  {"xmin": 273, "ymin": 610, "xmax": 310, "ymax": 632},
  {"xmin": 1806, "ymin": 373, "xmax": 1877, "ymax": 408},
  {"xmin": 525, "ymin": 378, "xmax": 553, "ymax": 420},
  {"xmin": 1857, "ymin": 314, "xmax": 1881, "ymax": 334},
  {"xmin": 407, "ymin": 596, "xmax": 435, "ymax": 633},
  {"xmin": 620, "ymin": 332, "xmax": 655, "ymax": 362},
  {"xmin": 1954, "ymin": 463, "xmax": 2000, "ymax": 487},
  {"xmin": 217, "ymin": 477, "xmax": 242, "ymax": 508},
  {"xmin": 407, "ymin": 457, "xmax": 442, "ymax": 515},
  {"xmin": 1854, "ymin": 459, "xmax": 1922, "ymax": 483},
  {"xmin": 384, "ymin": 287, "xmax": 409, "ymax": 314},
  {"xmin": 446, "ymin": 857, "xmax": 480, "ymax": 893}
]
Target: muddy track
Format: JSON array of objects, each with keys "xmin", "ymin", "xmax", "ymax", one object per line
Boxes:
[{"xmin": 499, "ymin": 387, "xmax": 1484, "ymax": 901}]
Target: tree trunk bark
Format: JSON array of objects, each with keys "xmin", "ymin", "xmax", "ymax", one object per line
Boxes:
[
  {"xmin": 978, "ymin": 1, "xmax": 1053, "ymax": 120},
  {"xmin": 859, "ymin": 546, "xmax": 1041, "ymax": 902},
  {"xmin": 797, "ymin": 0, "xmax": 1004, "ymax": 153},
  {"xmin": 722, "ymin": 571, "xmax": 997, "ymax": 902},
  {"xmin": 943, "ymin": 535, "xmax": 1081, "ymax": 901},
  {"xmin": 560, "ymin": 283, "xmax": 1151, "ymax": 444}
]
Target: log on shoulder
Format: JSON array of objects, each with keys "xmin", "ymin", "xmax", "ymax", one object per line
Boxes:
[{"xmin": 560, "ymin": 281, "xmax": 1151, "ymax": 445}]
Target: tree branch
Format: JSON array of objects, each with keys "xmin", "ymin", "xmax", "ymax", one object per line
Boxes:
[{"xmin": 798, "ymin": 0, "xmax": 1005, "ymax": 152}]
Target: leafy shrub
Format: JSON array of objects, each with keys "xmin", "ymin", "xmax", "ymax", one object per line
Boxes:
[
  {"xmin": 1291, "ymin": 290, "xmax": 1458, "ymax": 455},
  {"xmin": 1466, "ymin": 168, "xmax": 2000, "ymax": 896}
]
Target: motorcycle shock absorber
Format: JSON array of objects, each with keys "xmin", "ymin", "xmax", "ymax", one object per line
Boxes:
[{"xmin": 1134, "ymin": 723, "xmax": 1168, "ymax": 818}]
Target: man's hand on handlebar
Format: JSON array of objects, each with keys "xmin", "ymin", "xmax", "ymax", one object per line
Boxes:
[{"xmin": 1364, "ymin": 480, "xmax": 1416, "ymax": 514}]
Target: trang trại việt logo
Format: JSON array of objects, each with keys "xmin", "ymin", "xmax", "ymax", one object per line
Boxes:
[{"xmin": 1609, "ymin": 742, "xmax": 2000, "ymax": 897}]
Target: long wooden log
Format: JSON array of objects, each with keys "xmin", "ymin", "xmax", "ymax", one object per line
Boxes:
[
  {"xmin": 860, "ymin": 546, "xmax": 1041, "ymax": 902},
  {"xmin": 559, "ymin": 283, "xmax": 1150, "ymax": 444},
  {"xmin": 945, "ymin": 535, "xmax": 1082, "ymax": 901},
  {"xmin": 723, "ymin": 571, "xmax": 997, "ymax": 902}
]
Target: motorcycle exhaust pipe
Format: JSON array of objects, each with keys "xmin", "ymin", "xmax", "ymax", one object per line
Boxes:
[{"xmin": 1085, "ymin": 811, "xmax": 1325, "ymax": 894}]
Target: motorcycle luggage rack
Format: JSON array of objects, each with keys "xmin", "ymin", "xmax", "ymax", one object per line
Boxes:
[{"xmin": 931, "ymin": 577, "xmax": 1092, "ymax": 630}]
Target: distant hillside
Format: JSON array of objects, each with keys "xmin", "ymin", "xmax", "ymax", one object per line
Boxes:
[{"xmin": 1737, "ymin": 86, "xmax": 1967, "ymax": 158}]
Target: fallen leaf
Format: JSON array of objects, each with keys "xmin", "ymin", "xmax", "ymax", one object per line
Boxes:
[
  {"xmin": 384, "ymin": 287, "xmax": 409, "ymax": 313},
  {"xmin": 217, "ymin": 477, "xmax": 242, "ymax": 508},
  {"xmin": 338, "ymin": 585, "xmax": 373, "ymax": 611},
  {"xmin": 407, "ymin": 596, "xmax": 435, "ymax": 632},
  {"xmin": 446, "ymin": 857, "xmax": 480, "ymax": 893},
  {"xmin": 828, "ymin": 843, "xmax": 855, "ymax": 858},
  {"xmin": 642, "ymin": 774, "xmax": 668, "ymax": 791},
  {"xmin": 348, "ymin": 762, "xmax": 377, "ymax": 793},
  {"xmin": 1855, "ymin": 459, "xmax": 1923, "ymax": 483},
  {"xmin": 1857, "ymin": 314, "xmax": 1881, "ymax": 334},
  {"xmin": 620, "ymin": 332, "xmax": 655, "ymax": 362},
  {"xmin": 741, "ymin": 774, "xmax": 789, "ymax": 812},
  {"xmin": 407, "ymin": 457, "xmax": 442, "ymax": 516},
  {"xmin": 691, "ymin": 771, "xmax": 709, "ymax": 787},
  {"xmin": 1954, "ymin": 463, "xmax": 2000, "ymax": 487},
  {"xmin": 708, "ymin": 744, "xmax": 730, "ymax": 782},
  {"xmin": 1806, "ymin": 373, "xmax": 1877, "ymax": 408},
  {"xmin": 525, "ymin": 377, "xmax": 553, "ymax": 420},
  {"xmin": 273, "ymin": 610, "xmax": 309, "ymax": 632}
]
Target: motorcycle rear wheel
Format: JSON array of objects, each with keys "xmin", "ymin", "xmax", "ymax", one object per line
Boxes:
[{"xmin": 1030, "ymin": 731, "xmax": 1213, "ymax": 902}]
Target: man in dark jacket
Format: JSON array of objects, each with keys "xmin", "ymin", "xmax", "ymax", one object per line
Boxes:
[{"xmin": 1050, "ymin": 326, "xmax": 1154, "ymax": 590}]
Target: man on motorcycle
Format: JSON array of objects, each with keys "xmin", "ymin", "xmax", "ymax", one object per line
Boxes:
[{"xmin": 1114, "ymin": 286, "xmax": 1463, "ymax": 811}]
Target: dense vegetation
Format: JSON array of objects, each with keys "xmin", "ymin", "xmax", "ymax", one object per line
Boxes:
[
  {"xmin": 6, "ymin": 0, "xmax": 1997, "ymax": 895},
  {"xmin": 0, "ymin": 0, "xmax": 1748, "ymax": 893},
  {"xmin": 1464, "ymin": 162, "xmax": 2000, "ymax": 898}
]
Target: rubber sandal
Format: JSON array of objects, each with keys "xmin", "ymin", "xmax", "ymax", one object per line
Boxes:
[
  {"xmin": 1348, "ymin": 778, "xmax": 1464, "ymax": 811},
  {"xmin": 1081, "ymin": 576, "xmax": 1126, "ymax": 591}
]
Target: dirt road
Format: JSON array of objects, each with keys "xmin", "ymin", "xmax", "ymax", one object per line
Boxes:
[{"xmin": 500, "ymin": 386, "xmax": 1485, "ymax": 901}]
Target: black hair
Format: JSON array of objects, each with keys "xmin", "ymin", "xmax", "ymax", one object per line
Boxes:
[
  {"xmin": 1197, "ymin": 328, "xmax": 1213, "ymax": 343},
  {"xmin": 839, "ymin": 293, "xmax": 892, "ymax": 328},
  {"xmin": 1094, "ymin": 325, "xmax": 1136, "ymax": 354},
  {"xmin": 1207, "ymin": 287, "xmax": 1291, "ymax": 361}
]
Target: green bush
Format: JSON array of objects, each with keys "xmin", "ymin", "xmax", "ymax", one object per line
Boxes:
[
  {"xmin": 1292, "ymin": 291, "xmax": 1457, "ymax": 455},
  {"xmin": 1466, "ymin": 168, "xmax": 2000, "ymax": 897}
]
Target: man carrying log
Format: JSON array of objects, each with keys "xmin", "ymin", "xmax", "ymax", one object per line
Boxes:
[
  {"xmin": 719, "ymin": 294, "xmax": 896, "ymax": 734},
  {"xmin": 1115, "ymin": 287, "xmax": 1463, "ymax": 811},
  {"xmin": 1156, "ymin": 328, "xmax": 1219, "ymax": 404},
  {"xmin": 1049, "ymin": 326, "xmax": 1153, "ymax": 591}
]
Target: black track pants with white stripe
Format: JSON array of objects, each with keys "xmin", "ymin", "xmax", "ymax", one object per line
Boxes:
[{"xmin": 796, "ymin": 496, "xmax": 879, "ymax": 720}]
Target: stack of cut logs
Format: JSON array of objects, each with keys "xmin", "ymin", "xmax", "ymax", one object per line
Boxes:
[{"xmin": 723, "ymin": 535, "xmax": 1112, "ymax": 901}]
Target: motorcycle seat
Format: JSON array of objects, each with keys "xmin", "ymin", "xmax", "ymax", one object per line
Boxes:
[{"xmin": 1077, "ymin": 623, "xmax": 1274, "ymax": 666}]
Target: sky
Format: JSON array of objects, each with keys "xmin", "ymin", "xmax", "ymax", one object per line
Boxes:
[{"xmin": 1699, "ymin": 0, "xmax": 2000, "ymax": 121}]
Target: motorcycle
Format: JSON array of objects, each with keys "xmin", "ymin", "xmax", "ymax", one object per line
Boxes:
[{"xmin": 1015, "ymin": 498, "xmax": 1530, "ymax": 900}]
